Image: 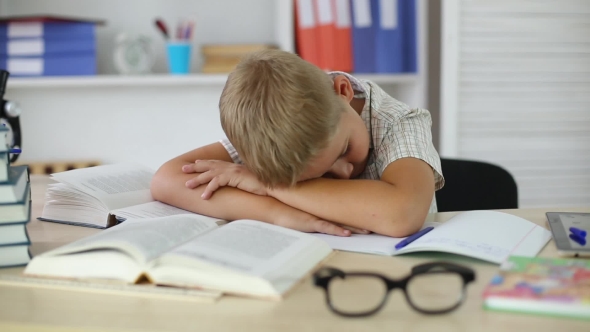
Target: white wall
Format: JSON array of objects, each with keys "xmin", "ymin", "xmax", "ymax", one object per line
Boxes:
[
  {"xmin": 2, "ymin": 0, "xmax": 278, "ymax": 74},
  {"xmin": 7, "ymin": 83, "xmax": 226, "ymax": 170}
]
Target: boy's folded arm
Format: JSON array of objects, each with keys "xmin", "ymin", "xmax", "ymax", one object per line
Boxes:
[
  {"xmin": 150, "ymin": 143, "xmax": 352, "ymax": 236},
  {"xmin": 269, "ymin": 158, "xmax": 436, "ymax": 238}
]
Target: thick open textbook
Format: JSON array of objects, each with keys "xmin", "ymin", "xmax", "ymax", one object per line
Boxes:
[
  {"xmin": 313, "ymin": 211, "xmax": 552, "ymax": 264},
  {"xmin": 25, "ymin": 214, "xmax": 333, "ymax": 300},
  {"xmin": 39, "ymin": 163, "xmax": 195, "ymax": 228}
]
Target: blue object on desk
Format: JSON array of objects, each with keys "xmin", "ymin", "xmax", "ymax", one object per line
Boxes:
[
  {"xmin": 569, "ymin": 233, "xmax": 586, "ymax": 246},
  {"xmin": 569, "ymin": 227, "xmax": 587, "ymax": 238},
  {"xmin": 395, "ymin": 226, "xmax": 434, "ymax": 250}
]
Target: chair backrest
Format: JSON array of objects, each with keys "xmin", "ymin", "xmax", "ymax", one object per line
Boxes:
[{"xmin": 435, "ymin": 158, "xmax": 518, "ymax": 212}]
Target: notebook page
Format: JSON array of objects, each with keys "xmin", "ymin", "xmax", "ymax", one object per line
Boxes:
[
  {"xmin": 397, "ymin": 211, "xmax": 551, "ymax": 264},
  {"xmin": 312, "ymin": 222, "xmax": 442, "ymax": 255}
]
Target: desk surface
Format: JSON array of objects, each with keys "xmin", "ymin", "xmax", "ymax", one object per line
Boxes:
[{"xmin": 1, "ymin": 175, "xmax": 589, "ymax": 332}]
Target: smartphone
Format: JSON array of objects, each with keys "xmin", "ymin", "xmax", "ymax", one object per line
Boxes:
[{"xmin": 546, "ymin": 212, "xmax": 590, "ymax": 257}]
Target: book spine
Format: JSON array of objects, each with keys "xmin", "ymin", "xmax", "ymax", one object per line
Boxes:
[
  {"xmin": 0, "ymin": 22, "xmax": 96, "ymax": 40},
  {"xmin": 0, "ymin": 38, "xmax": 96, "ymax": 57},
  {"xmin": 0, "ymin": 53, "xmax": 97, "ymax": 76}
]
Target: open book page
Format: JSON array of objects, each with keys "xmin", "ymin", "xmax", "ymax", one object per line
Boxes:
[
  {"xmin": 312, "ymin": 222, "xmax": 442, "ymax": 255},
  {"xmin": 150, "ymin": 220, "xmax": 332, "ymax": 297},
  {"xmin": 111, "ymin": 201, "xmax": 211, "ymax": 221},
  {"xmin": 40, "ymin": 214, "xmax": 221, "ymax": 264},
  {"xmin": 50, "ymin": 163, "xmax": 154, "ymax": 211},
  {"xmin": 398, "ymin": 211, "xmax": 552, "ymax": 264},
  {"xmin": 41, "ymin": 183, "xmax": 111, "ymax": 227}
]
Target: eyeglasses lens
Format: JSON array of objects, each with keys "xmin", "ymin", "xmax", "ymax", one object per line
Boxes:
[
  {"xmin": 406, "ymin": 272, "xmax": 464, "ymax": 312},
  {"xmin": 328, "ymin": 275, "xmax": 387, "ymax": 314}
]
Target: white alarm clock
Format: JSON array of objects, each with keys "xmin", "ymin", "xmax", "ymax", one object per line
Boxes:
[{"xmin": 113, "ymin": 33, "xmax": 155, "ymax": 75}]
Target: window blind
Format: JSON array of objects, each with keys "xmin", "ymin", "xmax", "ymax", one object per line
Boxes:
[{"xmin": 450, "ymin": 0, "xmax": 590, "ymax": 207}]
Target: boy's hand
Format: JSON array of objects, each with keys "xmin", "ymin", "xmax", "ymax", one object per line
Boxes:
[
  {"xmin": 271, "ymin": 205, "xmax": 355, "ymax": 237},
  {"xmin": 182, "ymin": 160, "xmax": 268, "ymax": 199}
]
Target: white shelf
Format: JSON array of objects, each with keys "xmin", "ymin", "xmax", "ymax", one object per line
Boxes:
[
  {"xmin": 6, "ymin": 74, "xmax": 230, "ymax": 88},
  {"xmin": 6, "ymin": 73, "xmax": 418, "ymax": 89}
]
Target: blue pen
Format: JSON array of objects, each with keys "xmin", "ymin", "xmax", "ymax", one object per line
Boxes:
[
  {"xmin": 9, "ymin": 148, "xmax": 21, "ymax": 154},
  {"xmin": 569, "ymin": 227, "xmax": 587, "ymax": 238},
  {"xmin": 395, "ymin": 226, "xmax": 434, "ymax": 250}
]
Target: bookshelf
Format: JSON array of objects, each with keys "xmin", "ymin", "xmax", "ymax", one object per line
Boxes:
[
  {"xmin": 7, "ymin": 73, "xmax": 419, "ymax": 89},
  {"xmin": 1, "ymin": 0, "xmax": 430, "ymax": 169}
]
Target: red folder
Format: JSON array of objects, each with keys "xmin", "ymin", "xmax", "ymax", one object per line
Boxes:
[
  {"xmin": 332, "ymin": 0, "xmax": 353, "ymax": 72},
  {"xmin": 314, "ymin": 0, "xmax": 337, "ymax": 71},
  {"xmin": 295, "ymin": 0, "xmax": 320, "ymax": 67}
]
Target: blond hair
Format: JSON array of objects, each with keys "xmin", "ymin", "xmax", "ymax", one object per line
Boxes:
[{"xmin": 219, "ymin": 49, "xmax": 344, "ymax": 187}]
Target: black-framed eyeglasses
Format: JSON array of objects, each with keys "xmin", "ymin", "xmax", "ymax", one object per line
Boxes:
[{"xmin": 313, "ymin": 261, "xmax": 476, "ymax": 317}]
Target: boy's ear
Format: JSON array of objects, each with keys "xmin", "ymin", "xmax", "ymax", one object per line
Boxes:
[{"xmin": 332, "ymin": 75, "xmax": 354, "ymax": 102}]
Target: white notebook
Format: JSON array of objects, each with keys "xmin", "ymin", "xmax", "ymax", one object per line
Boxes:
[{"xmin": 313, "ymin": 210, "xmax": 552, "ymax": 264}]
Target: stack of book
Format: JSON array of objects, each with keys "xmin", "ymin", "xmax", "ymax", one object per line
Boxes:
[
  {"xmin": 0, "ymin": 15, "xmax": 103, "ymax": 77},
  {"xmin": 0, "ymin": 125, "xmax": 31, "ymax": 268},
  {"xmin": 201, "ymin": 44, "xmax": 276, "ymax": 74}
]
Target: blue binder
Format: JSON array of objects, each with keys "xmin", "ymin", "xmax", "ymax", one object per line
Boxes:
[
  {"xmin": 374, "ymin": 0, "xmax": 402, "ymax": 73},
  {"xmin": 0, "ymin": 38, "xmax": 95, "ymax": 56},
  {"xmin": 0, "ymin": 22, "xmax": 95, "ymax": 40},
  {"xmin": 0, "ymin": 53, "xmax": 96, "ymax": 76},
  {"xmin": 350, "ymin": 0, "xmax": 378, "ymax": 73},
  {"xmin": 398, "ymin": 0, "xmax": 417, "ymax": 73}
]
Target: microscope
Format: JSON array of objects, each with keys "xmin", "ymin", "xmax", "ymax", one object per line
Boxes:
[{"xmin": 0, "ymin": 70, "xmax": 22, "ymax": 163}]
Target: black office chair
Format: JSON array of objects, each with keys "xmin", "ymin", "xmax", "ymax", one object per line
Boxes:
[{"xmin": 435, "ymin": 158, "xmax": 518, "ymax": 212}]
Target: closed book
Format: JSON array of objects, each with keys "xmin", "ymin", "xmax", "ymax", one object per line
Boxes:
[
  {"xmin": 0, "ymin": 37, "xmax": 96, "ymax": 57},
  {"xmin": 374, "ymin": 0, "xmax": 402, "ymax": 73},
  {"xmin": 202, "ymin": 63, "xmax": 240, "ymax": 74},
  {"xmin": 0, "ymin": 16, "xmax": 100, "ymax": 40},
  {"xmin": 398, "ymin": 0, "xmax": 417, "ymax": 73},
  {"xmin": 0, "ymin": 125, "xmax": 8, "ymax": 151},
  {"xmin": 204, "ymin": 56, "xmax": 242, "ymax": 65},
  {"xmin": 201, "ymin": 44, "xmax": 275, "ymax": 58},
  {"xmin": 0, "ymin": 244, "xmax": 30, "ymax": 268},
  {"xmin": 0, "ymin": 222, "xmax": 30, "ymax": 246},
  {"xmin": 295, "ymin": 0, "xmax": 321, "ymax": 67},
  {"xmin": 0, "ymin": 152, "xmax": 7, "ymax": 183},
  {"xmin": 350, "ymin": 0, "xmax": 378, "ymax": 73},
  {"xmin": 0, "ymin": 53, "xmax": 96, "ymax": 76},
  {"xmin": 483, "ymin": 256, "xmax": 590, "ymax": 319},
  {"xmin": 0, "ymin": 185, "xmax": 31, "ymax": 225},
  {"xmin": 0, "ymin": 165, "xmax": 29, "ymax": 203}
]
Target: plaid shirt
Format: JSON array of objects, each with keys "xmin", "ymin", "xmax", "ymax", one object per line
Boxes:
[{"xmin": 221, "ymin": 71, "xmax": 444, "ymax": 213}]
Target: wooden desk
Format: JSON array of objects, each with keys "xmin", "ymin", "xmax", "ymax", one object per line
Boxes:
[{"xmin": 1, "ymin": 175, "xmax": 589, "ymax": 332}]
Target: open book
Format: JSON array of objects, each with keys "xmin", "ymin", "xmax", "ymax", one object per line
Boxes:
[
  {"xmin": 313, "ymin": 211, "xmax": 552, "ymax": 264},
  {"xmin": 39, "ymin": 163, "xmax": 195, "ymax": 228},
  {"xmin": 25, "ymin": 214, "xmax": 333, "ymax": 300}
]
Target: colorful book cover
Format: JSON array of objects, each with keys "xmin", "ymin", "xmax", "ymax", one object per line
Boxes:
[{"xmin": 483, "ymin": 256, "xmax": 590, "ymax": 319}]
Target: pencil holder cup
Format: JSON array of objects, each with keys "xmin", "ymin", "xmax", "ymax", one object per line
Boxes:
[{"xmin": 166, "ymin": 42, "xmax": 192, "ymax": 74}]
